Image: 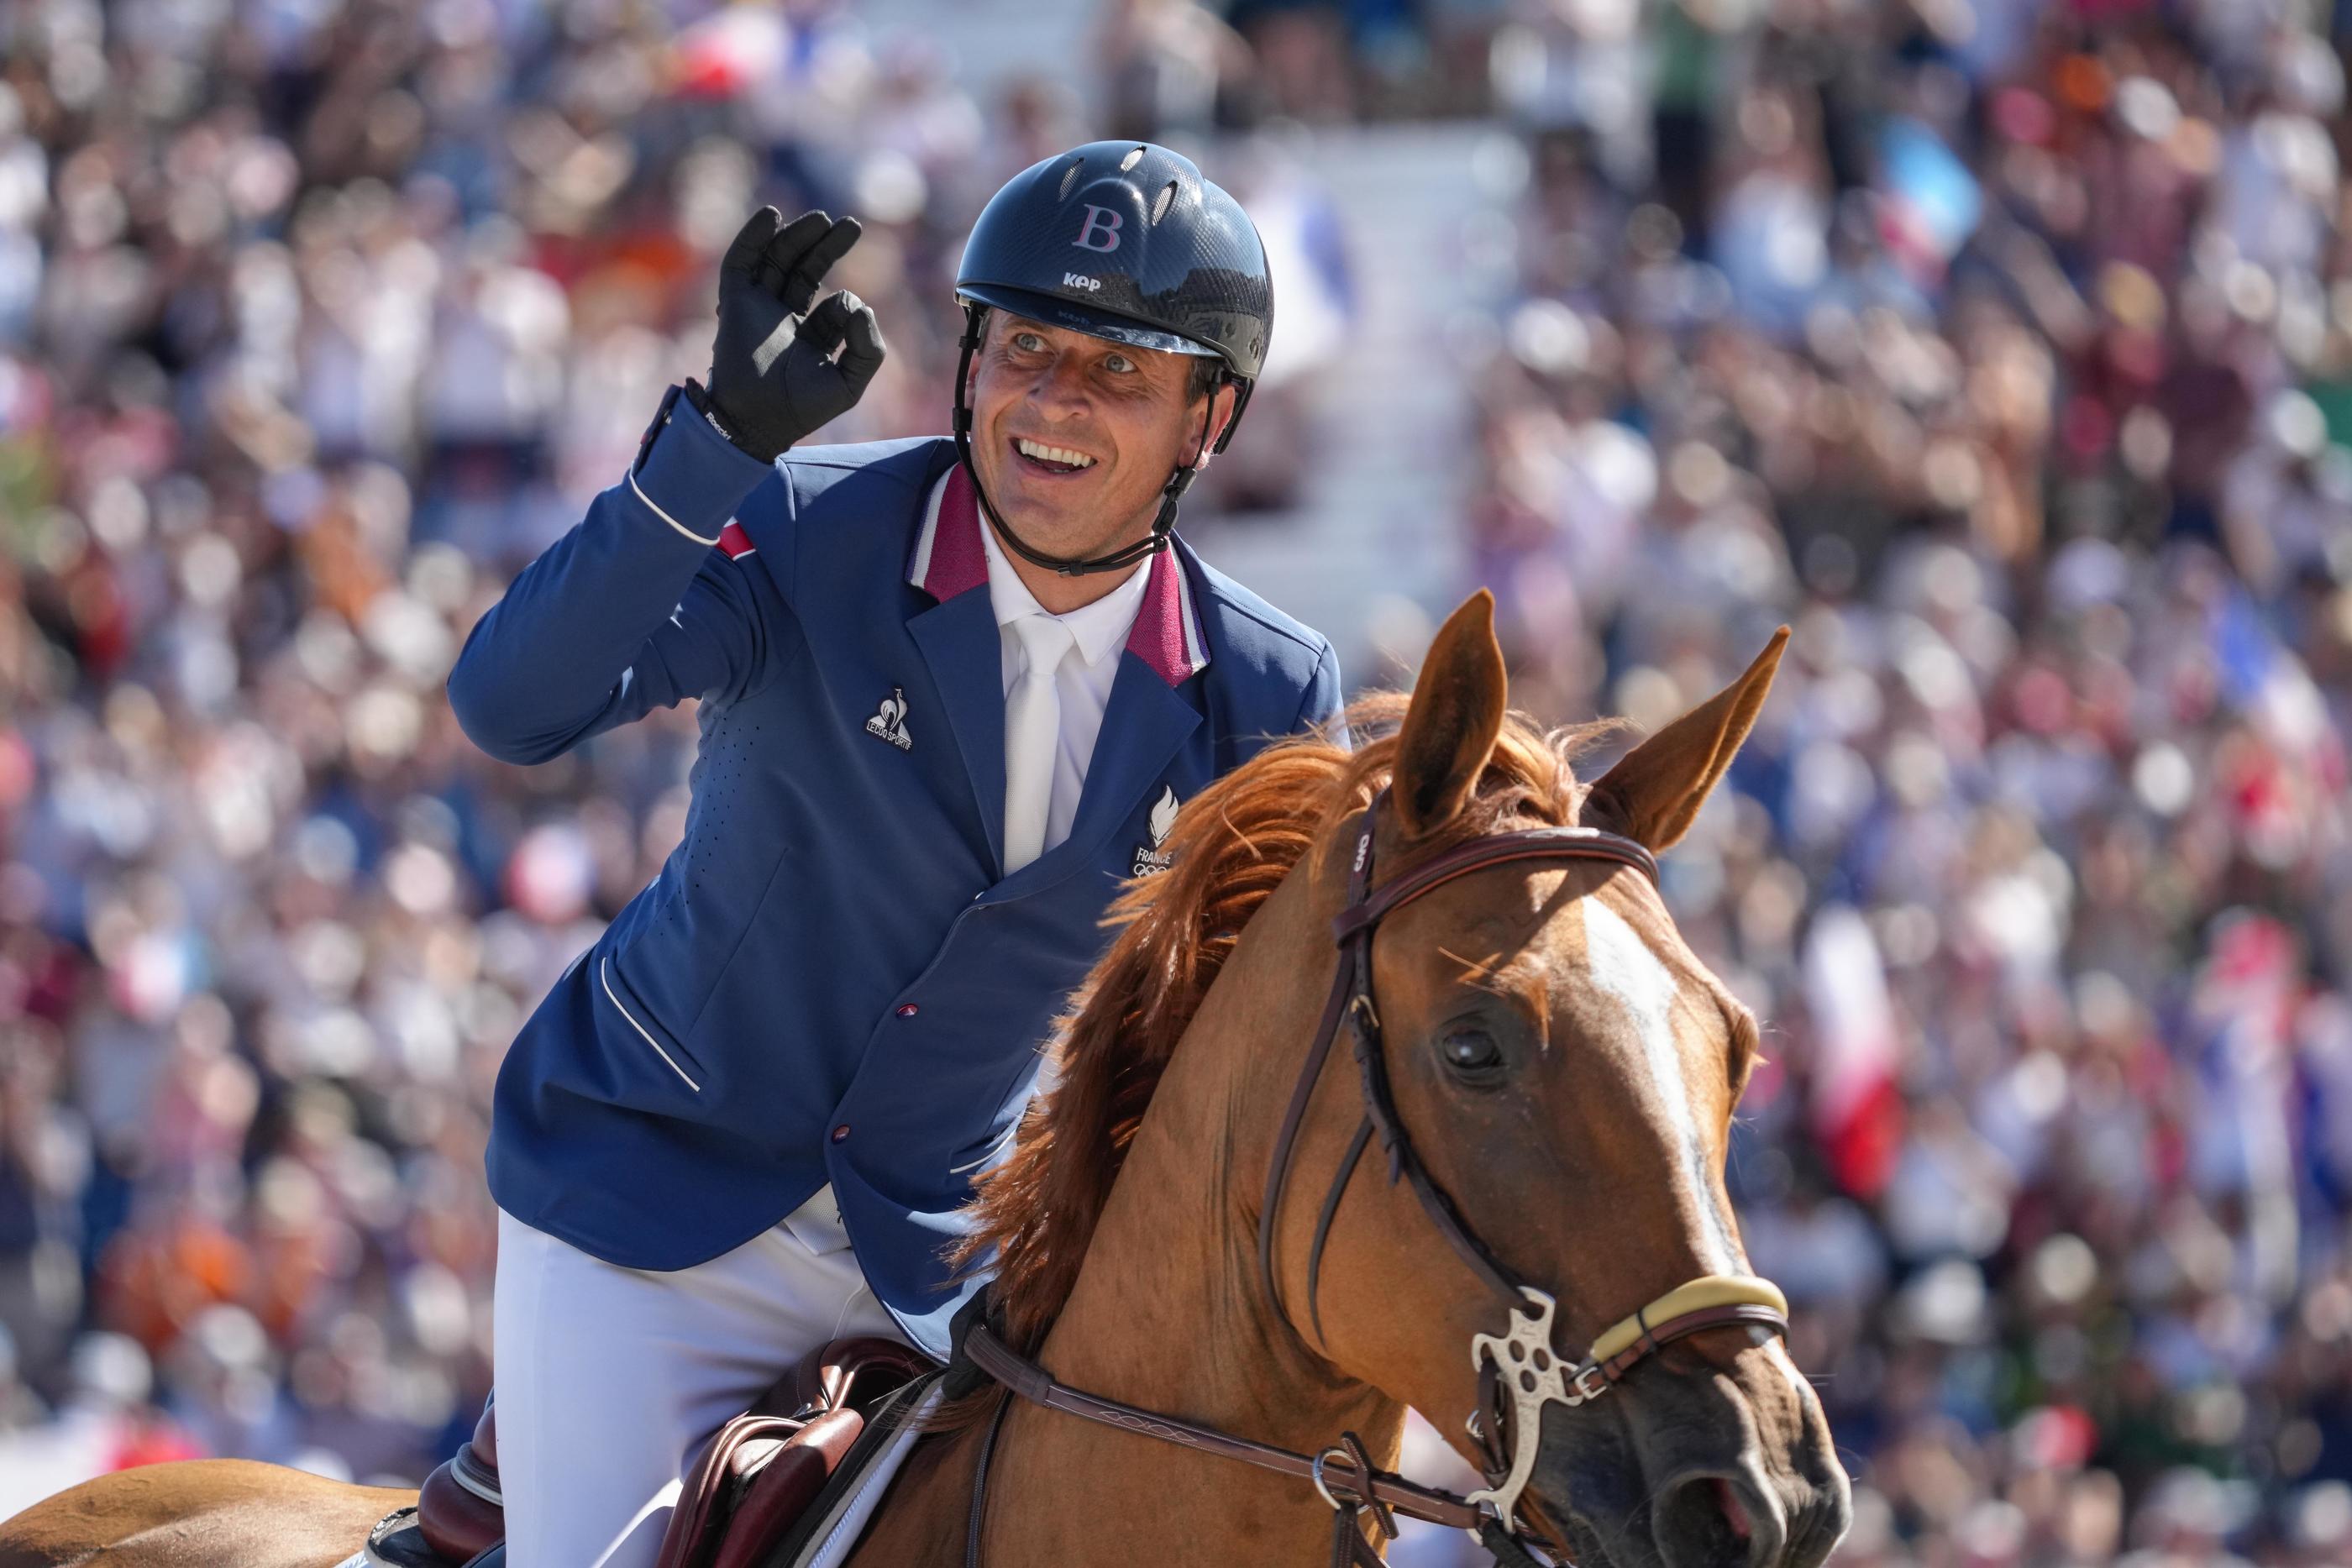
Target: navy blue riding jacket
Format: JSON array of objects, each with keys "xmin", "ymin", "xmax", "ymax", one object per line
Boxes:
[{"xmin": 447, "ymin": 387, "xmax": 1342, "ymax": 1354}]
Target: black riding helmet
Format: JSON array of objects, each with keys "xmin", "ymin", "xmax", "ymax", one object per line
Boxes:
[{"xmin": 953, "ymin": 141, "xmax": 1274, "ymax": 575}]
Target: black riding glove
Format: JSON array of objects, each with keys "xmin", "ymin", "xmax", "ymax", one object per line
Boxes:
[{"xmin": 702, "ymin": 207, "xmax": 886, "ymax": 464}]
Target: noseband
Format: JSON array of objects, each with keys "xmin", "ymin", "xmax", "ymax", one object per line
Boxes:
[{"xmin": 963, "ymin": 791, "xmax": 1791, "ymax": 1565}]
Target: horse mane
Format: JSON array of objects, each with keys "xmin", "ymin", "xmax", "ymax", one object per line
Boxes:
[{"xmin": 953, "ymin": 695, "xmax": 1628, "ymax": 1356}]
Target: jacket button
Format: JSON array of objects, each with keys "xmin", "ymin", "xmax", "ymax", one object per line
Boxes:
[
  {"xmin": 895, "ymin": 1004, "xmax": 919, "ymax": 1018},
  {"xmin": 831, "ymin": 1124, "xmax": 851, "ymax": 1143}
]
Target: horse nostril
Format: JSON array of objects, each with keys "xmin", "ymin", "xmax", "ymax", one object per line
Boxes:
[
  {"xmin": 1713, "ymin": 1476, "xmax": 1752, "ymax": 1544},
  {"xmin": 1653, "ymin": 1471, "xmax": 1782, "ymax": 1568}
]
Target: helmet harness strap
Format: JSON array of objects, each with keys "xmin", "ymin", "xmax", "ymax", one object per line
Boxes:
[{"xmin": 951, "ymin": 302, "xmax": 1227, "ymax": 579}]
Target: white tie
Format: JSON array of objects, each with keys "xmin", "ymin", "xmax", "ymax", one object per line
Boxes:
[{"xmin": 1002, "ymin": 612, "xmax": 1076, "ymax": 873}]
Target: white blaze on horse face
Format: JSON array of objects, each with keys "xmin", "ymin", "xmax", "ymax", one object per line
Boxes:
[{"xmin": 1578, "ymin": 898, "xmax": 1741, "ymax": 1275}]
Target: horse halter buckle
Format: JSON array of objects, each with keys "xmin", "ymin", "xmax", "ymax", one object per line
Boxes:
[{"xmin": 1463, "ymin": 1287, "xmax": 1578, "ymax": 1530}]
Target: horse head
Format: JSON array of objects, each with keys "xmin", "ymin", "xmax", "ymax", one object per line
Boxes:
[{"xmin": 1264, "ymin": 591, "xmax": 1851, "ymax": 1568}]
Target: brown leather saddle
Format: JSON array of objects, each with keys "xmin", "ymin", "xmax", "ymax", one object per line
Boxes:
[{"xmin": 365, "ymin": 1336, "xmax": 937, "ymax": 1568}]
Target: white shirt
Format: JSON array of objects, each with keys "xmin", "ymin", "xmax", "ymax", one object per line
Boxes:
[{"xmin": 979, "ymin": 517, "xmax": 1149, "ymax": 859}]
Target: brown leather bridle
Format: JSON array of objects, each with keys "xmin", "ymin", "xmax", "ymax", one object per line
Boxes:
[{"xmin": 963, "ymin": 791, "xmax": 1792, "ymax": 1565}]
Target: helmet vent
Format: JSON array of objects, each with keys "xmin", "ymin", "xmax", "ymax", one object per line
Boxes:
[
  {"xmin": 1119, "ymin": 145, "xmax": 1147, "ymax": 172},
  {"xmin": 1057, "ymin": 160, "xmax": 1082, "ymax": 199},
  {"xmin": 1151, "ymin": 180, "xmax": 1178, "ymax": 225}
]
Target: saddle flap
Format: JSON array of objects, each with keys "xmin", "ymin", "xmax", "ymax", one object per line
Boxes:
[
  {"xmin": 728, "ymin": 1437, "xmax": 789, "ymax": 1480},
  {"xmin": 412, "ymin": 1337, "xmax": 938, "ymax": 1568},
  {"xmin": 669, "ymin": 1346, "xmax": 939, "ymax": 1568},
  {"xmin": 754, "ymin": 1335, "xmax": 937, "ymax": 1420},
  {"xmin": 708, "ymin": 1408, "xmax": 864, "ymax": 1568},
  {"xmin": 659, "ymin": 1406, "xmax": 863, "ymax": 1568}
]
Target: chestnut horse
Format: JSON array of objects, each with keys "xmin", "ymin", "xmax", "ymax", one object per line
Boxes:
[{"xmin": 3, "ymin": 591, "xmax": 1849, "ymax": 1566}]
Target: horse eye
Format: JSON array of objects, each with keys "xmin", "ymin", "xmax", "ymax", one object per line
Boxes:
[{"xmin": 1439, "ymin": 1028, "xmax": 1503, "ymax": 1076}]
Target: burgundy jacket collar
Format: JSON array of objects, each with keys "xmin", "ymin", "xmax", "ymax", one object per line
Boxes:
[{"xmin": 906, "ymin": 462, "xmax": 1210, "ymax": 687}]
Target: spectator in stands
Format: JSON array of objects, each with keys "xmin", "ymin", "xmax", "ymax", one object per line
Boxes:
[{"xmin": 7, "ymin": 3, "xmax": 2352, "ymax": 1563}]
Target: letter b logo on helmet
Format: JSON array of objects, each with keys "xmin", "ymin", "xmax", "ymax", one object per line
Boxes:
[
  {"xmin": 956, "ymin": 140, "xmax": 1273, "ymax": 456},
  {"xmin": 1074, "ymin": 205, "xmax": 1124, "ymax": 254}
]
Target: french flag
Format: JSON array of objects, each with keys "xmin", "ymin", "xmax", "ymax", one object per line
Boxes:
[{"xmin": 1803, "ymin": 904, "xmax": 1904, "ymax": 1200}]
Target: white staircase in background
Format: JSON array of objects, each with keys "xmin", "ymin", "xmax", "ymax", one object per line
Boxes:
[
  {"xmin": 1184, "ymin": 123, "xmax": 1499, "ymax": 687},
  {"xmin": 849, "ymin": 0, "xmax": 1109, "ymax": 110}
]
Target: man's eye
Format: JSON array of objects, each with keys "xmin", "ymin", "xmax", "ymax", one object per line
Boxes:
[
  {"xmin": 1012, "ymin": 332, "xmax": 1044, "ymax": 352},
  {"xmin": 1104, "ymin": 354, "xmax": 1136, "ymax": 375}
]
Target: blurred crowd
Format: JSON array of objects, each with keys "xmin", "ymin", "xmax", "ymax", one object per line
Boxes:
[
  {"xmin": 4, "ymin": 0, "xmax": 2352, "ymax": 1565},
  {"xmin": 1457, "ymin": 2, "xmax": 2352, "ymax": 1566}
]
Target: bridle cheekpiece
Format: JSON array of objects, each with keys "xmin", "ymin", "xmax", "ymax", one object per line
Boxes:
[
  {"xmin": 964, "ymin": 788, "xmax": 1792, "ymax": 1565},
  {"xmin": 1257, "ymin": 791, "xmax": 1789, "ymax": 1544}
]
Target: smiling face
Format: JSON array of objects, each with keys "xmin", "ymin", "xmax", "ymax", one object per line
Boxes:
[{"xmin": 965, "ymin": 311, "xmax": 1231, "ymax": 565}]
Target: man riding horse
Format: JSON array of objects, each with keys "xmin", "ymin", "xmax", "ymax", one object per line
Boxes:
[
  {"xmin": 439, "ymin": 143, "xmax": 1341, "ymax": 1567},
  {"xmin": 0, "ymin": 140, "xmax": 1854, "ymax": 1568}
]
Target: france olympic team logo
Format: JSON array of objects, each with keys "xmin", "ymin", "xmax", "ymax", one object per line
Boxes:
[
  {"xmin": 1132, "ymin": 784, "xmax": 1179, "ymax": 877},
  {"xmin": 1074, "ymin": 205, "xmax": 1123, "ymax": 254}
]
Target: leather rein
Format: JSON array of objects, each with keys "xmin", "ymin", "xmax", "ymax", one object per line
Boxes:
[{"xmin": 962, "ymin": 792, "xmax": 1792, "ymax": 1565}]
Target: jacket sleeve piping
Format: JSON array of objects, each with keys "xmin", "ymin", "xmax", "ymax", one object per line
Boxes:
[{"xmin": 630, "ymin": 470, "xmax": 722, "ymax": 546}]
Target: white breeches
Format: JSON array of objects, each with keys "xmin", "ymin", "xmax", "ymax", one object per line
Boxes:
[{"xmin": 491, "ymin": 1190, "xmax": 906, "ymax": 1568}]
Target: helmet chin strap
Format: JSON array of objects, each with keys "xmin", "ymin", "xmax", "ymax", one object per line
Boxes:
[{"xmin": 951, "ymin": 303, "xmax": 1206, "ymax": 579}]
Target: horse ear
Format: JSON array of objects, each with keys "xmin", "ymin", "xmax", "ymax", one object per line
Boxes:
[
  {"xmin": 1392, "ymin": 590, "xmax": 1508, "ymax": 839},
  {"xmin": 1585, "ymin": 627, "xmax": 1789, "ymax": 853}
]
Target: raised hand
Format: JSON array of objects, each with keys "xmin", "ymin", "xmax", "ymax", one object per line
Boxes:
[{"xmin": 706, "ymin": 208, "xmax": 887, "ymax": 462}]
